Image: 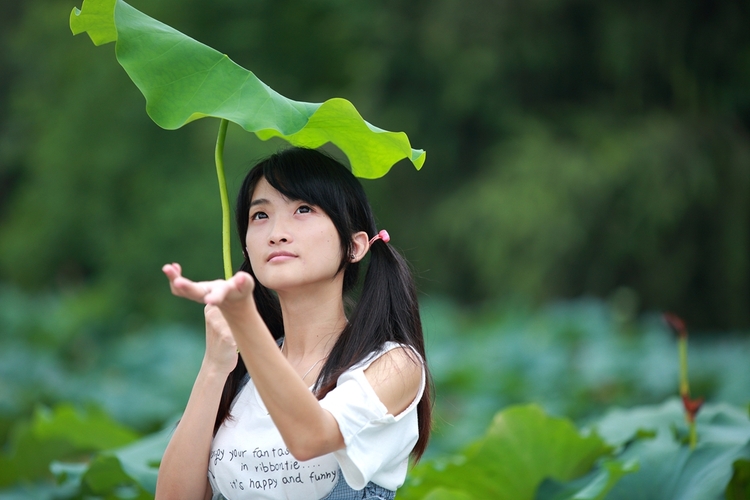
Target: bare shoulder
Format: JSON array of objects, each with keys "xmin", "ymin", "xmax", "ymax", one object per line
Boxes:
[
  {"xmin": 366, "ymin": 346, "xmax": 422, "ymax": 380},
  {"xmin": 363, "ymin": 346, "xmax": 423, "ymax": 416}
]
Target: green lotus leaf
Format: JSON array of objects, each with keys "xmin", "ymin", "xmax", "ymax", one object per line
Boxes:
[
  {"xmin": 399, "ymin": 405, "xmax": 618, "ymax": 500},
  {"xmin": 604, "ymin": 434, "xmax": 750, "ymax": 500},
  {"xmin": 591, "ymin": 399, "xmax": 750, "ymax": 500},
  {"xmin": 51, "ymin": 419, "xmax": 174, "ymax": 496},
  {"xmin": 536, "ymin": 459, "xmax": 639, "ymax": 500},
  {"xmin": 0, "ymin": 404, "xmax": 139, "ymax": 486},
  {"xmin": 70, "ymin": 0, "xmax": 425, "ymax": 178},
  {"xmin": 593, "ymin": 398, "xmax": 750, "ymax": 448},
  {"xmin": 422, "ymin": 488, "xmax": 474, "ymax": 500}
]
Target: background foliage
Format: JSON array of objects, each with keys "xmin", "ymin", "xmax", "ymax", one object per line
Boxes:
[
  {"xmin": 2, "ymin": 0, "xmax": 750, "ymax": 328},
  {"xmin": 1, "ymin": 290, "xmax": 749, "ymax": 497}
]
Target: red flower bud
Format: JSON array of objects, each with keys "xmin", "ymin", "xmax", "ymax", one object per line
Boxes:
[
  {"xmin": 663, "ymin": 312, "xmax": 687, "ymax": 339},
  {"xmin": 681, "ymin": 394, "xmax": 704, "ymax": 422}
]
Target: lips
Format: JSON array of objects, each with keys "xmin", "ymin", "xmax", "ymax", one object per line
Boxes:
[{"xmin": 267, "ymin": 251, "xmax": 297, "ymax": 262}]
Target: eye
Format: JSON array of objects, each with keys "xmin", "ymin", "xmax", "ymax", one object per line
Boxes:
[
  {"xmin": 250, "ymin": 211, "xmax": 268, "ymax": 220},
  {"xmin": 296, "ymin": 205, "xmax": 313, "ymax": 214}
]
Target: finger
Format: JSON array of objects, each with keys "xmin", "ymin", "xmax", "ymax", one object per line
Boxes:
[
  {"xmin": 162, "ymin": 265, "xmax": 181, "ymax": 296},
  {"xmin": 204, "ymin": 303, "xmax": 220, "ymax": 318},
  {"xmin": 162, "ymin": 263, "xmax": 181, "ymax": 281},
  {"xmin": 234, "ymin": 272, "xmax": 253, "ymax": 291},
  {"xmin": 227, "ymin": 271, "xmax": 255, "ymax": 300},
  {"xmin": 171, "ymin": 276, "xmax": 211, "ymax": 302},
  {"xmin": 204, "ymin": 303, "xmax": 229, "ymax": 325}
]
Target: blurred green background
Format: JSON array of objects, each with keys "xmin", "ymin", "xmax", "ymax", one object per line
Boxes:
[{"xmin": 1, "ymin": 0, "xmax": 750, "ymax": 494}]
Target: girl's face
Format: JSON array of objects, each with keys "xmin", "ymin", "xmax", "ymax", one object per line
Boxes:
[{"xmin": 245, "ymin": 178, "xmax": 343, "ymax": 293}]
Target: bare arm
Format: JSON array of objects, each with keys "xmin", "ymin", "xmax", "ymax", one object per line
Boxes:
[
  {"xmin": 162, "ymin": 265, "xmax": 421, "ymax": 463},
  {"xmin": 155, "ymin": 282, "xmax": 238, "ymax": 500}
]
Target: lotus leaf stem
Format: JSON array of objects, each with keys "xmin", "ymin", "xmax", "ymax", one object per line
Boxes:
[{"xmin": 215, "ymin": 119, "xmax": 232, "ymax": 280}]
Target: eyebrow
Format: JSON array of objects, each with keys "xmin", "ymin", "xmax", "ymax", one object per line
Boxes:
[{"xmin": 249, "ymin": 198, "xmax": 269, "ymax": 207}]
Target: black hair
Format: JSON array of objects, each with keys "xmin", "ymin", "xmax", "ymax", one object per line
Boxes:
[{"xmin": 213, "ymin": 147, "xmax": 432, "ymax": 461}]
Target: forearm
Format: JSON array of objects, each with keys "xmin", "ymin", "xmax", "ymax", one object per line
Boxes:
[
  {"xmin": 223, "ymin": 305, "xmax": 344, "ymax": 460},
  {"xmin": 155, "ymin": 362, "xmax": 228, "ymax": 500}
]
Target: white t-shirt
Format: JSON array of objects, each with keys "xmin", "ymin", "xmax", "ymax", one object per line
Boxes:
[{"xmin": 208, "ymin": 342, "xmax": 425, "ymax": 499}]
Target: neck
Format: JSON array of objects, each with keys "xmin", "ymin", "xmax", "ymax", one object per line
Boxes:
[{"xmin": 276, "ymin": 281, "xmax": 347, "ymax": 363}]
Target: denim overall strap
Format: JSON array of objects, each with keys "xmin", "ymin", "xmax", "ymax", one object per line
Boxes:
[{"xmin": 321, "ymin": 470, "xmax": 396, "ymax": 500}]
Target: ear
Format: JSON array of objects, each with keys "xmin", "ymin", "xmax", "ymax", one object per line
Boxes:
[{"xmin": 349, "ymin": 231, "xmax": 369, "ymax": 263}]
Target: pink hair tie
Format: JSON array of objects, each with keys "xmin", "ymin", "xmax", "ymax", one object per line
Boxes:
[{"xmin": 369, "ymin": 229, "xmax": 390, "ymax": 246}]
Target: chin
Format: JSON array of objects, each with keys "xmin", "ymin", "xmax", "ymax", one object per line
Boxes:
[{"xmin": 255, "ymin": 273, "xmax": 305, "ymax": 292}]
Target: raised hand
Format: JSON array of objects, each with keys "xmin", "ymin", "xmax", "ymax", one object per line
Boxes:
[{"xmin": 162, "ymin": 263, "xmax": 255, "ymax": 306}]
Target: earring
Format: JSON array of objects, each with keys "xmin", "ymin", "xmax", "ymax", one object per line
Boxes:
[{"xmin": 350, "ymin": 253, "xmax": 356, "ymax": 261}]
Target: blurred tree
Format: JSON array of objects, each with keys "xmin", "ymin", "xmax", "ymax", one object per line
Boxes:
[
  {"xmin": 0, "ymin": 0, "xmax": 748, "ymax": 329},
  {"xmin": 371, "ymin": 0, "xmax": 750, "ymax": 328},
  {"xmin": 432, "ymin": 115, "xmax": 750, "ymax": 328}
]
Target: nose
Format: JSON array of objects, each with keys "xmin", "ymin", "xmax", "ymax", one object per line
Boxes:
[{"xmin": 268, "ymin": 217, "xmax": 292, "ymax": 245}]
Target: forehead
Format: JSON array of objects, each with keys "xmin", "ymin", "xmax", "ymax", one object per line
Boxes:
[{"xmin": 250, "ymin": 178, "xmax": 292, "ymax": 205}]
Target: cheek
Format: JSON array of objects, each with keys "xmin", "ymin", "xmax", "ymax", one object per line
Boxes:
[
  {"xmin": 321, "ymin": 230, "xmax": 343, "ymax": 258},
  {"xmin": 244, "ymin": 236, "xmax": 263, "ymax": 266},
  {"xmin": 330, "ymin": 242, "xmax": 347, "ymax": 269}
]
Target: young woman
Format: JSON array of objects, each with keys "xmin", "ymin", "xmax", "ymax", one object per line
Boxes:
[{"xmin": 155, "ymin": 147, "xmax": 432, "ymax": 500}]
